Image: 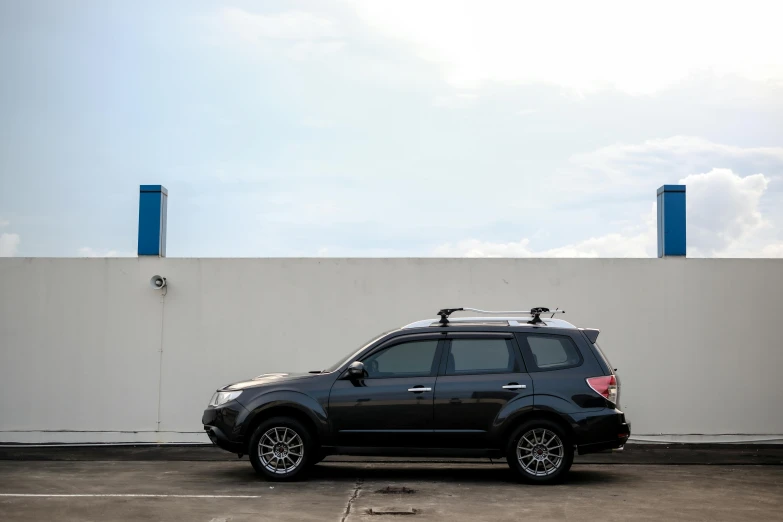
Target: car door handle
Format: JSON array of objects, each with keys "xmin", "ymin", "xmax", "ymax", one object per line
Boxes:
[
  {"xmin": 502, "ymin": 384, "xmax": 526, "ymax": 389},
  {"xmin": 407, "ymin": 387, "xmax": 432, "ymax": 392}
]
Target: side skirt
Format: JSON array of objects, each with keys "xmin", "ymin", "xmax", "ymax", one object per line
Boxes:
[{"xmin": 320, "ymin": 446, "xmax": 504, "ymax": 459}]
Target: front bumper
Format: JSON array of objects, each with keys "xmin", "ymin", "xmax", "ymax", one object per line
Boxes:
[
  {"xmin": 202, "ymin": 402, "xmax": 247, "ymax": 455},
  {"xmin": 205, "ymin": 425, "xmax": 243, "ymax": 454}
]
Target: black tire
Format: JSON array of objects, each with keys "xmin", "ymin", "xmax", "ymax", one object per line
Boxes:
[
  {"xmin": 506, "ymin": 419, "xmax": 574, "ymax": 484},
  {"xmin": 248, "ymin": 417, "xmax": 314, "ymax": 481}
]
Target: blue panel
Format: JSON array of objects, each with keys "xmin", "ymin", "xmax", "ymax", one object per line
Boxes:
[
  {"xmin": 656, "ymin": 185, "xmax": 686, "ymax": 257},
  {"xmin": 137, "ymin": 185, "xmax": 168, "ymax": 257}
]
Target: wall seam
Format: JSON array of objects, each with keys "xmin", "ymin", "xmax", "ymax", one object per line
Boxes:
[{"xmin": 155, "ymin": 290, "xmax": 166, "ymax": 433}]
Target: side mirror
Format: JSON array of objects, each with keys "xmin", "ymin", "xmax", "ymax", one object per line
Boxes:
[{"xmin": 345, "ymin": 361, "xmax": 366, "ymax": 379}]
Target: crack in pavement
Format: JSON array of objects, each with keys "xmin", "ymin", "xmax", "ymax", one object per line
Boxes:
[{"xmin": 340, "ymin": 479, "xmax": 363, "ymax": 522}]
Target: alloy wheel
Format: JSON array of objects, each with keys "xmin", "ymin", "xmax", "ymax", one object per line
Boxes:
[
  {"xmin": 516, "ymin": 428, "xmax": 564, "ymax": 476},
  {"xmin": 258, "ymin": 427, "xmax": 304, "ymax": 474}
]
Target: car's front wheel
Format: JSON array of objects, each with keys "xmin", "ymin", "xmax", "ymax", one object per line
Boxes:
[
  {"xmin": 506, "ymin": 419, "xmax": 574, "ymax": 484},
  {"xmin": 248, "ymin": 417, "xmax": 313, "ymax": 481}
]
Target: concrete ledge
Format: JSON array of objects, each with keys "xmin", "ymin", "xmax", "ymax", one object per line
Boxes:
[{"xmin": 1, "ymin": 444, "xmax": 781, "ymax": 465}]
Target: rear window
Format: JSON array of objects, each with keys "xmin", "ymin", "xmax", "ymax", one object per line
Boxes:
[
  {"xmin": 592, "ymin": 342, "xmax": 614, "ymax": 373},
  {"xmin": 519, "ymin": 334, "xmax": 582, "ymax": 371}
]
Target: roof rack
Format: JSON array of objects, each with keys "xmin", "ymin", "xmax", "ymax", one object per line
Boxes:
[
  {"xmin": 437, "ymin": 307, "xmax": 565, "ymax": 326},
  {"xmin": 401, "ymin": 316, "xmax": 576, "ymax": 329}
]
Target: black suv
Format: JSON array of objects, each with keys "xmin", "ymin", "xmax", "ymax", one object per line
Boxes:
[{"xmin": 202, "ymin": 308, "xmax": 630, "ymax": 484}]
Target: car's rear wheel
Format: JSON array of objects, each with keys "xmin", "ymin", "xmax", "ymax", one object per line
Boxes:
[
  {"xmin": 506, "ymin": 419, "xmax": 574, "ymax": 484},
  {"xmin": 249, "ymin": 417, "xmax": 313, "ymax": 481}
]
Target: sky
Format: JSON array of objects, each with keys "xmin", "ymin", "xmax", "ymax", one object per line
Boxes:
[{"xmin": 1, "ymin": 0, "xmax": 783, "ymax": 258}]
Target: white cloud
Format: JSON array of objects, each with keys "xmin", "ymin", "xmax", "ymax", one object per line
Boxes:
[
  {"xmin": 434, "ymin": 160, "xmax": 783, "ymax": 258},
  {"xmin": 0, "ymin": 232, "xmax": 20, "ymax": 257},
  {"xmin": 433, "ymin": 204, "xmax": 656, "ymax": 258},
  {"xmin": 212, "ymin": 8, "xmax": 345, "ymax": 59},
  {"xmin": 0, "ymin": 219, "xmax": 9, "ymax": 228},
  {"xmin": 433, "ymin": 92, "xmax": 478, "ymax": 108},
  {"xmin": 681, "ymin": 169, "xmax": 770, "ymax": 256},
  {"xmin": 563, "ymin": 136, "xmax": 783, "ymax": 196},
  {"xmin": 760, "ymin": 243, "xmax": 783, "ymax": 257},
  {"xmin": 573, "ymin": 137, "xmax": 783, "ymax": 257},
  {"xmin": 77, "ymin": 247, "xmax": 134, "ymax": 258},
  {"xmin": 220, "ymin": 8, "xmax": 339, "ymax": 40},
  {"xmin": 574, "ymin": 136, "xmax": 783, "ymax": 177},
  {"xmin": 352, "ymin": 0, "xmax": 783, "ymax": 94}
]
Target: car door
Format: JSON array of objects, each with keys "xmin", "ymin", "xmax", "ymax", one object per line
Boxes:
[
  {"xmin": 433, "ymin": 333, "xmax": 533, "ymax": 447},
  {"xmin": 328, "ymin": 335, "xmax": 444, "ymax": 447}
]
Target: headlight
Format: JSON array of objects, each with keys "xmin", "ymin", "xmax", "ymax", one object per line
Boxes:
[{"xmin": 209, "ymin": 390, "xmax": 242, "ymax": 407}]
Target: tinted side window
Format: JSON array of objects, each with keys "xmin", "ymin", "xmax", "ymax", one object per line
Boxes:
[
  {"xmin": 520, "ymin": 334, "xmax": 582, "ymax": 371},
  {"xmin": 362, "ymin": 340, "xmax": 439, "ymax": 378},
  {"xmin": 446, "ymin": 339, "xmax": 517, "ymax": 375}
]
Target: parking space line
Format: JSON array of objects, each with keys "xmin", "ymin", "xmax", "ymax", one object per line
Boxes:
[{"xmin": 0, "ymin": 494, "xmax": 263, "ymax": 498}]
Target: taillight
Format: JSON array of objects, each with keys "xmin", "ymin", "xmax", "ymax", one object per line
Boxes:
[{"xmin": 586, "ymin": 375, "xmax": 618, "ymax": 405}]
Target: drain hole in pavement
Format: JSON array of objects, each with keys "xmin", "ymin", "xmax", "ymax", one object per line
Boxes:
[
  {"xmin": 376, "ymin": 486, "xmax": 416, "ymax": 494},
  {"xmin": 368, "ymin": 507, "xmax": 418, "ymax": 516}
]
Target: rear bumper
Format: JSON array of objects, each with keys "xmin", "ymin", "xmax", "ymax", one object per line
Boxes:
[
  {"xmin": 572, "ymin": 408, "xmax": 631, "ymax": 455},
  {"xmin": 577, "ymin": 433, "xmax": 629, "ymax": 455}
]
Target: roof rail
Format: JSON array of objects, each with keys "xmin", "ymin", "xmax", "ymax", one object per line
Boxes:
[{"xmin": 437, "ymin": 307, "xmax": 565, "ymax": 326}]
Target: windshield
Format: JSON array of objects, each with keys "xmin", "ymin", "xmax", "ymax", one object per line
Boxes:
[{"xmin": 322, "ymin": 331, "xmax": 392, "ymax": 373}]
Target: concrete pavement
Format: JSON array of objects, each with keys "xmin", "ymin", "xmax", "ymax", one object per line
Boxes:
[{"xmin": 1, "ymin": 458, "xmax": 781, "ymax": 521}]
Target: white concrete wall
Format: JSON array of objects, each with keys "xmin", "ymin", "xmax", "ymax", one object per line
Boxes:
[{"xmin": 1, "ymin": 258, "xmax": 782, "ymax": 444}]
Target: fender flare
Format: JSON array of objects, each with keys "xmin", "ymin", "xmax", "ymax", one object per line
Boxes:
[{"xmin": 239, "ymin": 389, "xmax": 329, "ymax": 439}]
